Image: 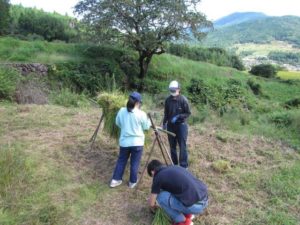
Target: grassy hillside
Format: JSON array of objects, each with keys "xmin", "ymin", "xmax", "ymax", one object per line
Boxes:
[
  {"xmin": 0, "ymin": 37, "xmax": 86, "ymax": 63},
  {"xmin": 204, "ymin": 16, "xmax": 300, "ymax": 48},
  {"xmin": 0, "ymin": 37, "xmax": 300, "ymax": 224}
]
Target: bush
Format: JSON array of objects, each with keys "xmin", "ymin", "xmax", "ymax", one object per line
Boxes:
[
  {"xmin": 250, "ymin": 64, "xmax": 277, "ymax": 78},
  {"xmin": 0, "ymin": 66, "xmax": 21, "ymax": 100},
  {"xmin": 247, "ymin": 78, "xmax": 263, "ymax": 95},
  {"xmin": 284, "ymin": 97, "xmax": 300, "ymax": 109},
  {"xmin": 50, "ymin": 88, "xmax": 91, "ymax": 107},
  {"xmin": 269, "ymin": 111, "xmax": 292, "ymax": 127},
  {"xmin": 167, "ymin": 43, "xmax": 244, "ymax": 70},
  {"xmin": 49, "ymin": 62, "xmax": 125, "ymax": 96},
  {"xmin": 187, "ymin": 78, "xmax": 251, "ymax": 115}
]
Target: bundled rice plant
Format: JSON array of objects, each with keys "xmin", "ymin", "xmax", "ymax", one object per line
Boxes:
[
  {"xmin": 97, "ymin": 91, "xmax": 127, "ymax": 141},
  {"xmin": 152, "ymin": 208, "xmax": 171, "ymax": 225}
]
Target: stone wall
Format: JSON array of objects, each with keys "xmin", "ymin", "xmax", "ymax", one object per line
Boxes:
[{"xmin": 1, "ymin": 63, "xmax": 48, "ymax": 76}]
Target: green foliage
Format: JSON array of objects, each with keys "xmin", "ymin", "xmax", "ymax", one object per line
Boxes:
[
  {"xmin": 0, "ymin": 37, "xmax": 86, "ymax": 63},
  {"xmin": 0, "ymin": 0, "xmax": 10, "ymax": 35},
  {"xmin": 0, "ymin": 66, "xmax": 21, "ymax": 100},
  {"xmin": 247, "ymin": 78, "xmax": 263, "ymax": 95},
  {"xmin": 262, "ymin": 163, "xmax": 300, "ymax": 200},
  {"xmin": 167, "ymin": 43, "xmax": 244, "ymax": 70},
  {"xmin": 268, "ymin": 51, "xmax": 300, "ymax": 66},
  {"xmin": 284, "ymin": 97, "xmax": 300, "ymax": 109},
  {"xmin": 75, "ymin": 0, "xmax": 212, "ymax": 82},
  {"xmin": 269, "ymin": 111, "xmax": 292, "ymax": 127},
  {"xmin": 187, "ymin": 78, "xmax": 251, "ymax": 115},
  {"xmin": 0, "ymin": 145, "xmax": 29, "ymax": 198},
  {"xmin": 49, "ymin": 88, "xmax": 91, "ymax": 107},
  {"xmin": 49, "ymin": 61, "xmax": 125, "ymax": 96},
  {"xmin": 9, "ymin": 5, "xmax": 80, "ymax": 42},
  {"xmin": 250, "ymin": 64, "xmax": 277, "ymax": 78},
  {"xmin": 204, "ymin": 16, "xmax": 300, "ymax": 48}
]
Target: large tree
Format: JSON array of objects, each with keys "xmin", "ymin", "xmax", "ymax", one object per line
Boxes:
[
  {"xmin": 75, "ymin": 0, "xmax": 212, "ymax": 88},
  {"xmin": 0, "ymin": 0, "xmax": 10, "ymax": 35}
]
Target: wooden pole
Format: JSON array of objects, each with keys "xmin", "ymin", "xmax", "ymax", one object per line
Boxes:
[{"xmin": 89, "ymin": 113, "xmax": 104, "ymax": 150}]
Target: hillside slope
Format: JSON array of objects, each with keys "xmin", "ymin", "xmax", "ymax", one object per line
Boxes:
[
  {"xmin": 214, "ymin": 12, "xmax": 267, "ymax": 28},
  {"xmin": 1, "ymin": 37, "xmax": 300, "ymax": 224},
  {"xmin": 204, "ymin": 16, "xmax": 300, "ymax": 48}
]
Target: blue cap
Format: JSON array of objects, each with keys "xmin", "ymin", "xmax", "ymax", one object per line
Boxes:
[{"xmin": 129, "ymin": 91, "xmax": 142, "ymax": 102}]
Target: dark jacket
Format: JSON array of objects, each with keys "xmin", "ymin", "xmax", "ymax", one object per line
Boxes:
[
  {"xmin": 163, "ymin": 95, "xmax": 191, "ymax": 125},
  {"xmin": 151, "ymin": 166, "xmax": 208, "ymax": 206}
]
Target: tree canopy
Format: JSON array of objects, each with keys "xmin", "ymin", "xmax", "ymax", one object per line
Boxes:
[
  {"xmin": 0, "ymin": 0, "xmax": 10, "ymax": 35},
  {"xmin": 75, "ymin": 0, "xmax": 212, "ymax": 89}
]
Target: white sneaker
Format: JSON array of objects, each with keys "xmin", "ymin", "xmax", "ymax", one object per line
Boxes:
[
  {"xmin": 128, "ymin": 182, "xmax": 137, "ymax": 189},
  {"xmin": 110, "ymin": 179, "xmax": 122, "ymax": 188}
]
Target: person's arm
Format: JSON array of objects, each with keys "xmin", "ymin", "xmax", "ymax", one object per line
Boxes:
[
  {"xmin": 148, "ymin": 193, "xmax": 158, "ymax": 208},
  {"xmin": 178, "ymin": 96, "xmax": 191, "ymax": 120},
  {"xmin": 141, "ymin": 112, "xmax": 151, "ymax": 130},
  {"xmin": 163, "ymin": 99, "xmax": 168, "ymax": 126},
  {"xmin": 115, "ymin": 109, "xmax": 121, "ymax": 128}
]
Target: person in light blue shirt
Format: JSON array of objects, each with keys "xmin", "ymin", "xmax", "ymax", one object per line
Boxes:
[{"xmin": 110, "ymin": 92, "xmax": 151, "ymax": 189}]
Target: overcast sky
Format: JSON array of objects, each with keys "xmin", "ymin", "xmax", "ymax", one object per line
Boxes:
[{"xmin": 10, "ymin": 0, "xmax": 300, "ymax": 21}]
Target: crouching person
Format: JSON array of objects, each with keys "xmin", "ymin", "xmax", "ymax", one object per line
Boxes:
[{"xmin": 147, "ymin": 160, "xmax": 208, "ymax": 225}]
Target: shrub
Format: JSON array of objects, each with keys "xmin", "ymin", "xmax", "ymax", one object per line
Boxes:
[
  {"xmin": 49, "ymin": 62, "xmax": 125, "ymax": 96},
  {"xmin": 284, "ymin": 97, "xmax": 300, "ymax": 109},
  {"xmin": 187, "ymin": 78, "xmax": 251, "ymax": 115},
  {"xmin": 269, "ymin": 112, "xmax": 292, "ymax": 127},
  {"xmin": 167, "ymin": 43, "xmax": 244, "ymax": 70},
  {"xmin": 247, "ymin": 78, "xmax": 263, "ymax": 95},
  {"xmin": 249, "ymin": 64, "xmax": 277, "ymax": 78},
  {"xmin": 50, "ymin": 88, "xmax": 90, "ymax": 107},
  {"xmin": 0, "ymin": 66, "xmax": 21, "ymax": 100}
]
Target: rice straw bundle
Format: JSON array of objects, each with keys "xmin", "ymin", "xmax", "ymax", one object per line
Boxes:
[
  {"xmin": 97, "ymin": 92, "xmax": 127, "ymax": 141},
  {"xmin": 152, "ymin": 208, "xmax": 171, "ymax": 225}
]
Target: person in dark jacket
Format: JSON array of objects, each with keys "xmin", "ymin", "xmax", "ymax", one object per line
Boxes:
[
  {"xmin": 147, "ymin": 159, "xmax": 208, "ymax": 225},
  {"xmin": 163, "ymin": 80, "xmax": 191, "ymax": 168}
]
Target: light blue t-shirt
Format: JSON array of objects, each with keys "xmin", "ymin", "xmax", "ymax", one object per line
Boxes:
[{"xmin": 116, "ymin": 107, "xmax": 151, "ymax": 147}]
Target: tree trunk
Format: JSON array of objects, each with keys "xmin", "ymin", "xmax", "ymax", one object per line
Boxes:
[{"xmin": 138, "ymin": 53, "xmax": 153, "ymax": 91}]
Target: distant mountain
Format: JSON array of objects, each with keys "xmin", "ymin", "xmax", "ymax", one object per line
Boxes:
[
  {"xmin": 214, "ymin": 12, "xmax": 268, "ymax": 28},
  {"xmin": 203, "ymin": 16, "xmax": 300, "ymax": 48}
]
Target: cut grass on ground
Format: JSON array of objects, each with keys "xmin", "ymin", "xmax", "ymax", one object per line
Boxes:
[{"xmin": 0, "ymin": 103, "xmax": 299, "ymax": 225}]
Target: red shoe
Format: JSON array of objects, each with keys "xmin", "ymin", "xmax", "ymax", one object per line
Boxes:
[
  {"xmin": 173, "ymin": 218, "xmax": 193, "ymax": 225},
  {"xmin": 185, "ymin": 214, "xmax": 195, "ymax": 220}
]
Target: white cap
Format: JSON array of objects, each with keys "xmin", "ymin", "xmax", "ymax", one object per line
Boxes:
[{"xmin": 169, "ymin": 80, "xmax": 180, "ymax": 89}]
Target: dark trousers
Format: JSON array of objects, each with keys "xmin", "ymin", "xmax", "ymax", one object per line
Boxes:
[
  {"xmin": 112, "ymin": 146, "xmax": 143, "ymax": 183},
  {"xmin": 167, "ymin": 123, "xmax": 188, "ymax": 168}
]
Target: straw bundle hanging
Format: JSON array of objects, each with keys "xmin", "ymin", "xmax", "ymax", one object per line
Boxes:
[{"xmin": 97, "ymin": 92, "xmax": 127, "ymax": 141}]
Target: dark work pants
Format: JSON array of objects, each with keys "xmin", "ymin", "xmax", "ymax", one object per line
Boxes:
[
  {"xmin": 112, "ymin": 146, "xmax": 143, "ymax": 183},
  {"xmin": 167, "ymin": 123, "xmax": 188, "ymax": 168}
]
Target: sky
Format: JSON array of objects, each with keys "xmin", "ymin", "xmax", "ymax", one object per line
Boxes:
[{"xmin": 10, "ymin": 0, "xmax": 300, "ymax": 21}]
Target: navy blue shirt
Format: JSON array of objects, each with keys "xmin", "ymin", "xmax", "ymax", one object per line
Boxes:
[
  {"xmin": 151, "ymin": 166, "xmax": 208, "ymax": 207},
  {"xmin": 163, "ymin": 95, "xmax": 191, "ymax": 125}
]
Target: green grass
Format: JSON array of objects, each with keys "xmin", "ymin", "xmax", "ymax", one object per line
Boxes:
[
  {"xmin": 1, "ymin": 37, "xmax": 300, "ymax": 224},
  {"xmin": 277, "ymin": 71, "xmax": 300, "ymax": 80},
  {"xmin": 233, "ymin": 41, "xmax": 300, "ymax": 57},
  {"xmin": 0, "ymin": 37, "xmax": 86, "ymax": 63},
  {"xmin": 0, "ymin": 104, "xmax": 108, "ymax": 225}
]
